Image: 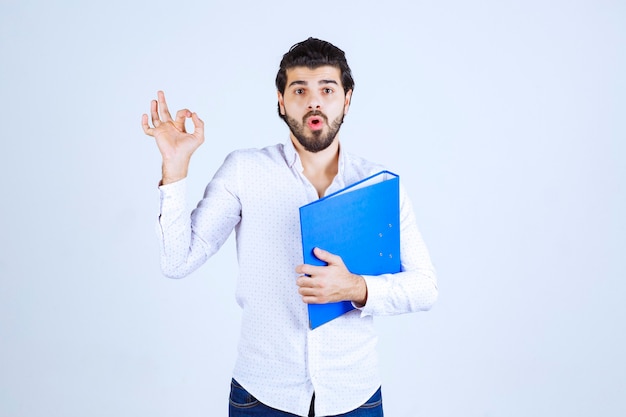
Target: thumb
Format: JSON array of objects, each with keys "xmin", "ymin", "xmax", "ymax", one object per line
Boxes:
[{"xmin": 313, "ymin": 247, "xmax": 341, "ymax": 265}]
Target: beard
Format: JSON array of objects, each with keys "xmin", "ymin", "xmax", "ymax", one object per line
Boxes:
[{"xmin": 284, "ymin": 110, "xmax": 344, "ymax": 153}]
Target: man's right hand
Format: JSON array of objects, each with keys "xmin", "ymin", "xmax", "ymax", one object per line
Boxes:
[{"xmin": 142, "ymin": 91, "xmax": 205, "ymax": 185}]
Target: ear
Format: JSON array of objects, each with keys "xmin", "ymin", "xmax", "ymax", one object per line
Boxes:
[
  {"xmin": 343, "ymin": 90, "xmax": 352, "ymax": 115},
  {"xmin": 277, "ymin": 91, "xmax": 286, "ymax": 116}
]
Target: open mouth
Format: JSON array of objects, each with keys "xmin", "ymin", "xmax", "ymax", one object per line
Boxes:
[{"xmin": 307, "ymin": 116, "xmax": 324, "ymax": 130}]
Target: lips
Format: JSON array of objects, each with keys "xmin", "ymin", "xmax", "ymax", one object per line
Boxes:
[{"xmin": 306, "ymin": 115, "xmax": 324, "ymax": 131}]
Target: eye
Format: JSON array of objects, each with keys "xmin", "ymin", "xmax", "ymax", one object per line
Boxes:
[
  {"xmin": 294, "ymin": 88, "xmax": 305, "ymax": 95},
  {"xmin": 323, "ymin": 88, "xmax": 334, "ymax": 94}
]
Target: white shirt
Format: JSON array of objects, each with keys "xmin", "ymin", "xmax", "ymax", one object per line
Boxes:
[{"xmin": 157, "ymin": 140, "xmax": 438, "ymax": 416}]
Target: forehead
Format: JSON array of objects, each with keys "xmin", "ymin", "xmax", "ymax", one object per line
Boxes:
[{"xmin": 285, "ymin": 65, "xmax": 342, "ymax": 86}]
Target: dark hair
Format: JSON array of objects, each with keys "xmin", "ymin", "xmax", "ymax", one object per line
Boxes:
[{"xmin": 275, "ymin": 38, "xmax": 354, "ymax": 118}]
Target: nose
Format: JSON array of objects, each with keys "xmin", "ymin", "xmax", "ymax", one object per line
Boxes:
[{"xmin": 307, "ymin": 92, "xmax": 321, "ymax": 110}]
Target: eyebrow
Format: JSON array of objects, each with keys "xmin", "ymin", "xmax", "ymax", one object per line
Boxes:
[{"xmin": 288, "ymin": 79, "xmax": 339, "ymax": 88}]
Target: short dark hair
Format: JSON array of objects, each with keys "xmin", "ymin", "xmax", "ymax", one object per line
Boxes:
[{"xmin": 276, "ymin": 38, "xmax": 354, "ymax": 118}]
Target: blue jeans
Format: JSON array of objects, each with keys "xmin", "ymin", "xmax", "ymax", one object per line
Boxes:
[{"xmin": 229, "ymin": 379, "xmax": 383, "ymax": 417}]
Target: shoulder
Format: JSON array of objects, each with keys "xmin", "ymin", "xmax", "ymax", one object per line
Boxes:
[
  {"xmin": 223, "ymin": 143, "xmax": 285, "ymax": 165},
  {"xmin": 209, "ymin": 143, "xmax": 286, "ymax": 194},
  {"xmin": 342, "ymin": 150, "xmax": 388, "ymax": 181},
  {"xmin": 215, "ymin": 143, "xmax": 288, "ymax": 183}
]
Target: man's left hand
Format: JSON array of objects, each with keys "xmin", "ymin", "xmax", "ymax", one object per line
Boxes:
[{"xmin": 295, "ymin": 247, "xmax": 367, "ymax": 306}]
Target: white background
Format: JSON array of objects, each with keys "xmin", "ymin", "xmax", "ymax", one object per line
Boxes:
[{"xmin": 1, "ymin": 1, "xmax": 624, "ymax": 416}]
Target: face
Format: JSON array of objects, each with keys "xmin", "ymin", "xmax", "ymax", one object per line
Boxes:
[{"xmin": 278, "ymin": 66, "xmax": 352, "ymax": 153}]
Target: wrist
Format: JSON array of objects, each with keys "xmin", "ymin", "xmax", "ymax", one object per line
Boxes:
[
  {"xmin": 351, "ymin": 274, "xmax": 368, "ymax": 307},
  {"xmin": 161, "ymin": 161, "xmax": 189, "ymax": 185},
  {"xmin": 161, "ymin": 174, "xmax": 187, "ymax": 185}
]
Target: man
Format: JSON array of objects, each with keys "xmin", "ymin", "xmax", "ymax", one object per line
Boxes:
[{"xmin": 142, "ymin": 38, "xmax": 437, "ymax": 417}]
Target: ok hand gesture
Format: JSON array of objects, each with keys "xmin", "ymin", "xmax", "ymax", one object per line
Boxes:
[{"xmin": 142, "ymin": 91, "xmax": 205, "ymax": 185}]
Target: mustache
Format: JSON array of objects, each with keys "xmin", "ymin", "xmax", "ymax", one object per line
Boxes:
[{"xmin": 303, "ymin": 110, "xmax": 328, "ymax": 123}]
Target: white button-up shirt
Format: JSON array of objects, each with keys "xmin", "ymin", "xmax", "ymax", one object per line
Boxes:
[{"xmin": 157, "ymin": 140, "xmax": 437, "ymax": 416}]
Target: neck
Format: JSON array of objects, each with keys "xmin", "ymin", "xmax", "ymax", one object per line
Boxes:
[{"xmin": 292, "ymin": 135, "xmax": 340, "ymax": 197}]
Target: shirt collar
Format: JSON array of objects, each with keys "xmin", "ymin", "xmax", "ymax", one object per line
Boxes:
[
  {"xmin": 283, "ymin": 137, "xmax": 348, "ymax": 197},
  {"xmin": 283, "ymin": 137, "xmax": 299, "ymax": 169},
  {"xmin": 283, "ymin": 137, "xmax": 346, "ymax": 175}
]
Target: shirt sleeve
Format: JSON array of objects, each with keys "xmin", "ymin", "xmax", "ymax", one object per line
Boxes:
[
  {"xmin": 157, "ymin": 153, "xmax": 242, "ymax": 278},
  {"xmin": 355, "ymin": 184, "xmax": 438, "ymax": 316}
]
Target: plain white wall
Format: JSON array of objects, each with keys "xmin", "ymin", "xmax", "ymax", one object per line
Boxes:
[{"xmin": 1, "ymin": 0, "xmax": 624, "ymax": 416}]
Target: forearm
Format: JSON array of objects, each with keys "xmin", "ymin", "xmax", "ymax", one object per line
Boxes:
[
  {"xmin": 157, "ymin": 153, "xmax": 242, "ymax": 278},
  {"xmin": 358, "ymin": 268, "xmax": 438, "ymax": 316},
  {"xmin": 157, "ymin": 179, "xmax": 209, "ymax": 278},
  {"xmin": 356, "ymin": 186, "xmax": 438, "ymax": 315}
]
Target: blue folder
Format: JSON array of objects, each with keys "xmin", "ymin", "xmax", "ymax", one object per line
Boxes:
[{"xmin": 299, "ymin": 170, "xmax": 401, "ymax": 329}]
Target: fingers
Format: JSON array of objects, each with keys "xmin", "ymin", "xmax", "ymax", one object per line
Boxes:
[
  {"xmin": 296, "ymin": 275, "xmax": 322, "ymax": 302},
  {"xmin": 148, "ymin": 91, "xmax": 171, "ymax": 128},
  {"xmin": 143, "ymin": 91, "xmax": 204, "ymax": 138},
  {"xmin": 296, "ymin": 275, "xmax": 317, "ymax": 289},
  {"xmin": 296, "ymin": 263, "xmax": 326, "ymax": 278},
  {"xmin": 172, "ymin": 110, "xmax": 204, "ymax": 140},
  {"xmin": 191, "ymin": 112, "xmax": 205, "ymax": 137},
  {"xmin": 174, "ymin": 109, "xmax": 191, "ymax": 132},
  {"xmin": 150, "ymin": 99, "xmax": 161, "ymax": 127},
  {"xmin": 141, "ymin": 114, "xmax": 153, "ymax": 136},
  {"xmin": 296, "ymin": 263, "xmax": 316, "ymax": 276},
  {"xmin": 296, "ymin": 274, "xmax": 335, "ymax": 304},
  {"xmin": 157, "ymin": 90, "xmax": 173, "ymax": 122}
]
